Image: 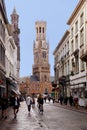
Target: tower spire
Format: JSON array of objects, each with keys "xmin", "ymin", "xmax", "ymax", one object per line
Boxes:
[{"xmin": 12, "ymin": 6, "xmax": 17, "ymax": 14}]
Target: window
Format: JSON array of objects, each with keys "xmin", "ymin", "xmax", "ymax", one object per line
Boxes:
[
  {"xmin": 39, "ymin": 27, "xmax": 41, "ymax": 33},
  {"xmin": 80, "ymin": 28, "xmax": 84, "ymax": 45},
  {"xmin": 44, "ymin": 75, "xmax": 47, "ymax": 81},
  {"xmin": 0, "ymin": 41, "xmax": 5, "ymax": 67},
  {"xmin": 81, "ymin": 60, "xmax": 85, "ymax": 71},
  {"xmin": 42, "ymin": 51, "xmax": 46, "ymax": 58},
  {"xmin": 43, "ymin": 27, "xmax": 44, "ymax": 33},
  {"xmin": 75, "ymin": 35, "xmax": 78, "ymax": 50},
  {"xmin": 71, "ymin": 27, "xmax": 73, "ymax": 38},
  {"xmin": 75, "ymin": 55, "xmax": 79, "ymax": 73},
  {"xmin": 75, "ymin": 21, "xmax": 78, "ymax": 33},
  {"xmin": 80, "ymin": 13, "xmax": 84, "ymax": 26},
  {"xmin": 71, "ymin": 40, "xmax": 74, "ymax": 53},
  {"xmin": 0, "ymin": 19, "xmax": 5, "ymax": 41}
]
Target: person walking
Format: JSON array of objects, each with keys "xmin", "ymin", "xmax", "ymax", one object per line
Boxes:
[
  {"xmin": 37, "ymin": 94, "xmax": 44, "ymax": 114},
  {"xmin": 32, "ymin": 97, "xmax": 35, "ymax": 108},
  {"xmin": 59, "ymin": 95, "xmax": 63, "ymax": 105},
  {"xmin": 69, "ymin": 95, "xmax": 74, "ymax": 106},
  {"xmin": 0, "ymin": 93, "xmax": 8, "ymax": 119},
  {"xmin": 26, "ymin": 95, "xmax": 32, "ymax": 113},
  {"xmin": 73, "ymin": 92, "xmax": 79, "ymax": 109},
  {"xmin": 12, "ymin": 93, "xmax": 20, "ymax": 118}
]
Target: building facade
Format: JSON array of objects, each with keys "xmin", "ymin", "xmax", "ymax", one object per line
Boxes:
[
  {"xmin": 11, "ymin": 8, "xmax": 20, "ymax": 86},
  {"xmin": 20, "ymin": 76, "xmax": 52, "ymax": 97},
  {"xmin": 53, "ymin": 0, "xmax": 87, "ymax": 106},
  {"xmin": 67, "ymin": 0, "xmax": 87, "ymax": 106},
  {"xmin": 53, "ymin": 30, "xmax": 70, "ymax": 99},
  {"xmin": 0, "ymin": 0, "xmax": 20, "ymax": 100},
  {"xmin": 0, "ymin": 0, "xmax": 8, "ymax": 98}
]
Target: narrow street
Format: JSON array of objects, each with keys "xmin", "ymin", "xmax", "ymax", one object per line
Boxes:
[{"xmin": 0, "ymin": 100, "xmax": 87, "ymax": 130}]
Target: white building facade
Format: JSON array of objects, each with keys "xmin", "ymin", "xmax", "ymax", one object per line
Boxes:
[
  {"xmin": 53, "ymin": 30, "xmax": 70, "ymax": 99},
  {"xmin": 54, "ymin": 0, "xmax": 87, "ymax": 107},
  {"xmin": 67, "ymin": 0, "xmax": 87, "ymax": 106}
]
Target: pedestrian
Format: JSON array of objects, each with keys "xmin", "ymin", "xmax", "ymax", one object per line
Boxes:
[
  {"xmin": 37, "ymin": 94, "xmax": 44, "ymax": 114},
  {"xmin": 32, "ymin": 97, "xmax": 35, "ymax": 108},
  {"xmin": 48, "ymin": 95, "xmax": 51, "ymax": 102},
  {"xmin": 59, "ymin": 95, "xmax": 63, "ymax": 105},
  {"xmin": 69, "ymin": 95, "xmax": 73, "ymax": 106},
  {"xmin": 26, "ymin": 95, "xmax": 32, "ymax": 113},
  {"xmin": 73, "ymin": 92, "xmax": 78, "ymax": 109},
  {"xmin": 12, "ymin": 93, "xmax": 20, "ymax": 118},
  {"xmin": 64, "ymin": 96, "xmax": 68, "ymax": 105},
  {"xmin": 52, "ymin": 97, "xmax": 55, "ymax": 103},
  {"xmin": 0, "ymin": 93, "xmax": 8, "ymax": 119},
  {"xmin": 44, "ymin": 96, "xmax": 47, "ymax": 103}
]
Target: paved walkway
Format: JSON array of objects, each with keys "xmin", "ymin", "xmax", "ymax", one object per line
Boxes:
[{"xmin": 0, "ymin": 100, "xmax": 87, "ymax": 120}]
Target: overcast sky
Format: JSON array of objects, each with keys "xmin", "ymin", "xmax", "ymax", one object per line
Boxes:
[{"xmin": 5, "ymin": 0, "xmax": 79, "ymax": 77}]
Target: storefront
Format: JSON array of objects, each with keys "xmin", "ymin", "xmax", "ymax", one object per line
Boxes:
[{"xmin": 0, "ymin": 70, "xmax": 6, "ymax": 98}]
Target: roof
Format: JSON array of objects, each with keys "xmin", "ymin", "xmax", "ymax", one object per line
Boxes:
[
  {"xmin": 67, "ymin": 0, "xmax": 85, "ymax": 25},
  {"xmin": 30, "ymin": 75, "xmax": 39, "ymax": 81}
]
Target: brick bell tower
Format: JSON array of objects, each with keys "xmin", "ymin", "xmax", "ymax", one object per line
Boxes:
[
  {"xmin": 33, "ymin": 21, "xmax": 50, "ymax": 82},
  {"xmin": 11, "ymin": 7, "xmax": 20, "ymax": 81}
]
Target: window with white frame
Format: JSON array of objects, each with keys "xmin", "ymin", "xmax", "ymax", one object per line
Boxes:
[
  {"xmin": 75, "ymin": 21, "xmax": 78, "ymax": 33},
  {"xmin": 71, "ymin": 27, "xmax": 74, "ymax": 38},
  {"xmin": 80, "ymin": 60, "xmax": 85, "ymax": 71},
  {"xmin": 71, "ymin": 40, "xmax": 74, "ymax": 53},
  {"xmin": 80, "ymin": 12, "xmax": 84, "ymax": 27},
  {"xmin": 75, "ymin": 35, "xmax": 78, "ymax": 50},
  {"xmin": 80, "ymin": 28, "xmax": 84, "ymax": 45},
  {"xmin": 75, "ymin": 55, "xmax": 79, "ymax": 73}
]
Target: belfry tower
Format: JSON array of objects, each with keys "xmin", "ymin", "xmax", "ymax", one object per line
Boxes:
[
  {"xmin": 11, "ymin": 8, "xmax": 20, "ymax": 81},
  {"xmin": 33, "ymin": 21, "xmax": 50, "ymax": 82}
]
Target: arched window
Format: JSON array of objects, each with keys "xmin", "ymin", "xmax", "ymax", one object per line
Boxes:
[
  {"xmin": 42, "ymin": 51, "xmax": 46, "ymax": 58},
  {"xmin": 43, "ymin": 27, "xmax": 44, "ymax": 33},
  {"xmin": 44, "ymin": 75, "xmax": 47, "ymax": 81},
  {"xmin": 39, "ymin": 27, "xmax": 41, "ymax": 33}
]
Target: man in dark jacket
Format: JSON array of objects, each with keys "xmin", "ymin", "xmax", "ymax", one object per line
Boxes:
[
  {"xmin": 12, "ymin": 93, "xmax": 20, "ymax": 118},
  {"xmin": 37, "ymin": 94, "xmax": 44, "ymax": 114}
]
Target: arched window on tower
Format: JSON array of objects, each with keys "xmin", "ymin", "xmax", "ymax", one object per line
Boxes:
[
  {"xmin": 42, "ymin": 51, "xmax": 46, "ymax": 58},
  {"xmin": 43, "ymin": 27, "xmax": 44, "ymax": 33},
  {"xmin": 39, "ymin": 27, "xmax": 41, "ymax": 33},
  {"xmin": 44, "ymin": 75, "xmax": 47, "ymax": 81}
]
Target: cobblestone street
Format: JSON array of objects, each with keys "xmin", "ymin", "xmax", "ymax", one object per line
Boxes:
[{"xmin": 0, "ymin": 100, "xmax": 87, "ymax": 130}]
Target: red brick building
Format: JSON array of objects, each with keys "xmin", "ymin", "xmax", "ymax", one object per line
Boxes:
[{"xmin": 20, "ymin": 76, "xmax": 52, "ymax": 96}]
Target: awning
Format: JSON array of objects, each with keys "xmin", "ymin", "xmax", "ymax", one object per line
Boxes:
[
  {"xmin": 11, "ymin": 89, "xmax": 21, "ymax": 95},
  {"xmin": 11, "ymin": 89, "xmax": 18, "ymax": 94},
  {"xmin": 0, "ymin": 85, "xmax": 5, "ymax": 88},
  {"xmin": 16, "ymin": 90, "xmax": 21, "ymax": 95}
]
